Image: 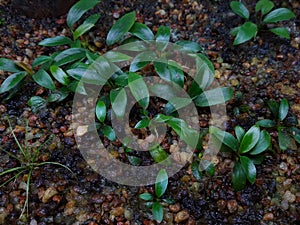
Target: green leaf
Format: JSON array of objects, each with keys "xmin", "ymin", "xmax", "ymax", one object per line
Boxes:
[
  {"xmin": 67, "ymin": 80, "xmax": 87, "ymax": 95},
  {"xmin": 28, "ymin": 96, "xmax": 47, "ymax": 113},
  {"xmin": 240, "ymin": 125, "xmax": 260, "ymax": 153},
  {"xmin": 73, "ymin": 14, "xmax": 100, "ymax": 40},
  {"xmin": 255, "ymin": 0, "xmax": 274, "ymax": 15},
  {"xmin": 155, "ymin": 169, "xmax": 168, "ymax": 198},
  {"xmin": 106, "ymin": 11, "xmax": 136, "ymax": 45},
  {"xmin": 32, "ymin": 56, "xmax": 53, "ymax": 68},
  {"xmin": 47, "ymin": 88, "xmax": 69, "ymax": 102},
  {"xmin": 175, "ymin": 40, "xmax": 203, "ymax": 53},
  {"xmin": 67, "ymin": 0, "xmax": 100, "ymax": 28},
  {"xmin": 150, "ymin": 84, "xmax": 179, "ymax": 99},
  {"xmin": 235, "ymin": 126, "xmax": 245, "ymax": 143},
  {"xmin": 233, "ymin": 22, "xmax": 258, "ymax": 45},
  {"xmin": 150, "ymin": 145, "xmax": 169, "ymax": 163},
  {"xmin": 278, "ymin": 130, "xmax": 290, "ymax": 151},
  {"xmin": 114, "ymin": 74, "xmax": 128, "ymax": 86},
  {"xmin": 270, "ymin": 27, "xmax": 290, "ymax": 39},
  {"xmin": 32, "ymin": 69, "xmax": 56, "ymax": 90},
  {"xmin": 110, "ymin": 88, "xmax": 127, "ymax": 119},
  {"xmin": 0, "ymin": 58, "xmax": 22, "ymax": 72},
  {"xmin": 205, "ymin": 163, "xmax": 215, "ymax": 176},
  {"xmin": 156, "ymin": 26, "xmax": 170, "ymax": 50},
  {"xmin": 191, "ymin": 161, "xmax": 202, "ymax": 181},
  {"xmin": 103, "ymin": 126, "xmax": 116, "ymax": 141},
  {"xmin": 251, "ymin": 155, "xmax": 264, "ymax": 165},
  {"xmin": 279, "ymin": 98, "xmax": 289, "ymax": 121},
  {"xmin": 130, "ymin": 22, "xmax": 154, "ymax": 40},
  {"xmin": 230, "ymin": 1, "xmax": 250, "ymax": 19},
  {"xmin": 152, "ymin": 202, "xmax": 164, "ymax": 223},
  {"xmin": 195, "ymin": 53, "xmax": 215, "ymax": 74},
  {"xmin": 135, "ymin": 118, "xmax": 150, "ymax": 129},
  {"xmin": 240, "ymin": 156, "xmax": 256, "ymax": 184},
  {"xmin": 50, "ymin": 65, "xmax": 70, "ymax": 85},
  {"xmin": 165, "ymin": 97, "xmax": 192, "ymax": 113},
  {"xmin": 232, "ymin": 162, "xmax": 247, "ymax": 191},
  {"xmin": 139, "ymin": 193, "xmax": 153, "ymax": 201},
  {"xmin": 54, "ymin": 48, "xmax": 86, "ymax": 66},
  {"xmin": 127, "ymin": 155, "xmax": 142, "ymax": 166},
  {"xmin": 267, "ymin": 100, "xmax": 279, "ymax": 119},
  {"xmin": 256, "ymin": 119, "xmax": 276, "ymax": 128},
  {"xmin": 0, "ymin": 72, "xmax": 27, "ymax": 93},
  {"xmin": 95, "ymin": 100, "xmax": 106, "ymax": 122},
  {"xmin": 194, "ymin": 87, "xmax": 233, "ymax": 107},
  {"xmin": 39, "ymin": 36, "xmax": 73, "ymax": 46},
  {"xmin": 128, "ymin": 72, "xmax": 149, "ymax": 109},
  {"xmin": 129, "ymin": 51, "xmax": 156, "ymax": 72},
  {"xmin": 291, "ymin": 127, "xmax": 300, "ymax": 144},
  {"xmin": 154, "ymin": 60, "xmax": 184, "ymax": 87},
  {"xmin": 249, "ymin": 130, "xmax": 271, "ymax": 155},
  {"xmin": 104, "ymin": 51, "xmax": 132, "ymax": 62},
  {"xmin": 263, "ymin": 8, "xmax": 295, "ymax": 23},
  {"xmin": 210, "ymin": 126, "xmax": 239, "ymax": 151}
]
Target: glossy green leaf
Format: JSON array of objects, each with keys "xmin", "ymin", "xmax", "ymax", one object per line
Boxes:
[
  {"xmin": 95, "ymin": 100, "xmax": 106, "ymax": 122},
  {"xmin": 110, "ymin": 88, "xmax": 127, "ymax": 119},
  {"xmin": 106, "ymin": 11, "xmax": 136, "ymax": 45},
  {"xmin": 152, "ymin": 202, "xmax": 163, "ymax": 223},
  {"xmin": 267, "ymin": 100, "xmax": 279, "ymax": 119},
  {"xmin": 139, "ymin": 193, "xmax": 153, "ymax": 201},
  {"xmin": 232, "ymin": 162, "xmax": 247, "ymax": 191},
  {"xmin": 103, "ymin": 125, "xmax": 116, "ymax": 141},
  {"xmin": 50, "ymin": 65, "xmax": 70, "ymax": 85},
  {"xmin": 154, "ymin": 60, "xmax": 184, "ymax": 87},
  {"xmin": 47, "ymin": 89, "xmax": 69, "ymax": 102},
  {"xmin": 291, "ymin": 127, "xmax": 300, "ymax": 144},
  {"xmin": 129, "ymin": 51, "xmax": 156, "ymax": 72},
  {"xmin": 150, "ymin": 145, "xmax": 168, "ymax": 163},
  {"xmin": 0, "ymin": 58, "xmax": 22, "ymax": 72},
  {"xmin": 240, "ymin": 156, "xmax": 256, "ymax": 184},
  {"xmin": 156, "ymin": 26, "xmax": 170, "ymax": 50},
  {"xmin": 194, "ymin": 87, "xmax": 233, "ymax": 107},
  {"xmin": 67, "ymin": 0, "xmax": 100, "ymax": 27},
  {"xmin": 39, "ymin": 36, "xmax": 73, "ymax": 46},
  {"xmin": 249, "ymin": 130, "xmax": 271, "ymax": 155},
  {"xmin": 175, "ymin": 40, "xmax": 203, "ymax": 53},
  {"xmin": 195, "ymin": 53, "xmax": 215, "ymax": 73},
  {"xmin": 127, "ymin": 155, "xmax": 142, "ymax": 166},
  {"xmin": 33, "ymin": 69, "xmax": 56, "ymax": 90},
  {"xmin": 256, "ymin": 119, "xmax": 275, "ymax": 128},
  {"xmin": 165, "ymin": 97, "xmax": 192, "ymax": 114},
  {"xmin": 32, "ymin": 56, "xmax": 53, "ymax": 68},
  {"xmin": 192, "ymin": 57, "xmax": 214, "ymax": 91},
  {"xmin": 210, "ymin": 126, "xmax": 239, "ymax": 151},
  {"xmin": 130, "ymin": 22, "xmax": 154, "ymax": 40},
  {"xmin": 235, "ymin": 126, "xmax": 245, "ymax": 143},
  {"xmin": 278, "ymin": 130, "xmax": 290, "ymax": 151},
  {"xmin": 128, "ymin": 72, "xmax": 149, "ymax": 109},
  {"xmin": 155, "ymin": 169, "xmax": 168, "ymax": 198},
  {"xmin": 191, "ymin": 161, "xmax": 202, "ymax": 181},
  {"xmin": 279, "ymin": 98, "xmax": 289, "ymax": 121},
  {"xmin": 73, "ymin": 14, "xmax": 100, "ymax": 40},
  {"xmin": 28, "ymin": 96, "xmax": 47, "ymax": 113},
  {"xmin": 205, "ymin": 163, "xmax": 215, "ymax": 176},
  {"xmin": 0, "ymin": 72, "xmax": 27, "ymax": 93},
  {"xmin": 135, "ymin": 118, "xmax": 150, "ymax": 129},
  {"xmin": 54, "ymin": 48, "xmax": 86, "ymax": 66},
  {"xmin": 230, "ymin": 1, "xmax": 250, "ymax": 19},
  {"xmin": 240, "ymin": 125, "xmax": 260, "ymax": 153},
  {"xmin": 270, "ymin": 27, "xmax": 290, "ymax": 39},
  {"xmin": 150, "ymin": 84, "xmax": 179, "ymax": 99},
  {"xmin": 67, "ymin": 80, "xmax": 87, "ymax": 95},
  {"xmin": 104, "ymin": 51, "xmax": 132, "ymax": 62},
  {"xmin": 114, "ymin": 74, "xmax": 128, "ymax": 86},
  {"xmin": 251, "ymin": 155, "xmax": 264, "ymax": 165},
  {"xmin": 263, "ymin": 8, "xmax": 295, "ymax": 23},
  {"xmin": 255, "ymin": 0, "xmax": 274, "ymax": 15},
  {"xmin": 233, "ymin": 22, "xmax": 258, "ymax": 45}
]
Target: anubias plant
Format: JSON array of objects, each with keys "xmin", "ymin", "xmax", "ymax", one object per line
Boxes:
[
  {"xmin": 210, "ymin": 125, "xmax": 271, "ymax": 191},
  {"xmin": 256, "ymin": 98, "xmax": 300, "ymax": 151},
  {"xmin": 230, "ymin": 0, "xmax": 295, "ymax": 45},
  {"xmin": 139, "ymin": 169, "xmax": 172, "ymax": 223}
]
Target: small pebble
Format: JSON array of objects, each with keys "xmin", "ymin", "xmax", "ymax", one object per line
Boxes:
[
  {"xmin": 169, "ymin": 203, "xmax": 181, "ymax": 213},
  {"xmin": 110, "ymin": 207, "xmax": 124, "ymax": 217},
  {"xmin": 283, "ymin": 190, "xmax": 296, "ymax": 203},
  {"xmin": 263, "ymin": 213, "xmax": 274, "ymax": 221},
  {"xmin": 227, "ymin": 199, "xmax": 238, "ymax": 213},
  {"xmin": 174, "ymin": 209, "xmax": 189, "ymax": 223},
  {"xmin": 42, "ymin": 187, "xmax": 58, "ymax": 203}
]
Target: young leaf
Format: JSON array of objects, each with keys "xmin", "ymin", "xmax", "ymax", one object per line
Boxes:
[
  {"xmin": 240, "ymin": 156, "xmax": 256, "ymax": 184},
  {"xmin": 233, "ymin": 22, "xmax": 258, "ymax": 45},
  {"xmin": 232, "ymin": 162, "xmax": 246, "ymax": 191},
  {"xmin": 154, "ymin": 60, "xmax": 184, "ymax": 87},
  {"xmin": 32, "ymin": 69, "xmax": 56, "ymax": 90},
  {"xmin": 155, "ymin": 169, "xmax": 168, "ymax": 198},
  {"xmin": 269, "ymin": 27, "xmax": 290, "ymax": 39},
  {"xmin": 156, "ymin": 26, "xmax": 170, "ymax": 50},
  {"xmin": 175, "ymin": 40, "xmax": 203, "ymax": 53},
  {"xmin": 235, "ymin": 126, "xmax": 245, "ymax": 143},
  {"xmin": 128, "ymin": 72, "xmax": 149, "ymax": 109},
  {"xmin": 279, "ymin": 98, "xmax": 289, "ymax": 121},
  {"xmin": 28, "ymin": 96, "xmax": 47, "ymax": 113},
  {"xmin": 127, "ymin": 155, "xmax": 142, "ymax": 166},
  {"xmin": 230, "ymin": 1, "xmax": 250, "ymax": 19},
  {"xmin": 278, "ymin": 130, "xmax": 290, "ymax": 151},
  {"xmin": 239, "ymin": 125, "xmax": 260, "ymax": 153},
  {"xmin": 255, "ymin": 0, "xmax": 274, "ymax": 15},
  {"xmin": 249, "ymin": 130, "xmax": 271, "ymax": 155},
  {"xmin": 103, "ymin": 125, "xmax": 116, "ymax": 141},
  {"xmin": 150, "ymin": 145, "xmax": 168, "ymax": 163},
  {"xmin": 39, "ymin": 36, "xmax": 73, "ymax": 46},
  {"xmin": 129, "ymin": 22, "xmax": 154, "ymax": 40},
  {"xmin": 104, "ymin": 51, "xmax": 132, "ymax": 63},
  {"xmin": 0, "ymin": 58, "xmax": 22, "ymax": 72},
  {"xmin": 135, "ymin": 118, "xmax": 150, "ymax": 129},
  {"xmin": 50, "ymin": 65, "xmax": 70, "ymax": 85},
  {"xmin": 54, "ymin": 48, "xmax": 86, "ymax": 66},
  {"xmin": 106, "ymin": 11, "xmax": 136, "ymax": 45},
  {"xmin": 210, "ymin": 126, "xmax": 239, "ymax": 152},
  {"xmin": 32, "ymin": 56, "xmax": 53, "ymax": 68},
  {"xmin": 205, "ymin": 163, "xmax": 215, "ymax": 176},
  {"xmin": 96, "ymin": 100, "xmax": 106, "ymax": 122},
  {"xmin": 267, "ymin": 100, "xmax": 279, "ymax": 119},
  {"xmin": 191, "ymin": 161, "xmax": 202, "ymax": 181},
  {"xmin": 194, "ymin": 87, "xmax": 233, "ymax": 107},
  {"xmin": 256, "ymin": 119, "xmax": 275, "ymax": 128},
  {"xmin": 110, "ymin": 88, "xmax": 127, "ymax": 119},
  {"xmin": 291, "ymin": 127, "xmax": 300, "ymax": 144},
  {"xmin": 129, "ymin": 51, "xmax": 156, "ymax": 72},
  {"xmin": 263, "ymin": 8, "xmax": 295, "ymax": 23},
  {"xmin": 139, "ymin": 193, "xmax": 153, "ymax": 201},
  {"xmin": 73, "ymin": 14, "xmax": 100, "ymax": 40},
  {"xmin": 0, "ymin": 72, "xmax": 27, "ymax": 93},
  {"xmin": 152, "ymin": 202, "xmax": 164, "ymax": 223},
  {"xmin": 67, "ymin": 0, "xmax": 100, "ymax": 28}
]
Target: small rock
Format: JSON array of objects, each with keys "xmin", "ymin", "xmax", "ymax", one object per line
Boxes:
[
  {"xmin": 283, "ymin": 190, "xmax": 296, "ymax": 203},
  {"xmin": 263, "ymin": 213, "xmax": 274, "ymax": 221},
  {"xmin": 76, "ymin": 125, "xmax": 88, "ymax": 136},
  {"xmin": 227, "ymin": 199, "xmax": 238, "ymax": 213},
  {"xmin": 64, "ymin": 200, "xmax": 76, "ymax": 215},
  {"xmin": 42, "ymin": 187, "xmax": 58, "ymax": 203},
  {"xmin": 214, "ymin": 70, "xmax": 221, "ymax": 79},
  {"xmin": 169, "ymin": 203, "xmax": 181, "ymax": 213},
  {"xmin": 174, "ymin": 209, "xmax": 189, "ymax": 223},
  {"xmin": 231, "ymin": 79, "xmax": 239, "ymax": 86},
  {"xmin": 0, "ymin": 207, "xmax": 8, "ymax": 224},
  {"xmin": 110, "ymin": 207, "xmax": 124, "ymax": 217},
  {"xmin": 25, "ymin": 48, "xmax": 33, "ymax": 58},
  {"xmin": 281, "ymin": 200, "xmax": 289, "ymax": 210}
]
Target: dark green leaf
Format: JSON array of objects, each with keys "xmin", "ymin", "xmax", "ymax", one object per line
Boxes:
[
  {"xmin": 232, "ymin": 162, "xmax": 247, "ymax": 191},
  {"xmin": 155, "ymin": 169, "xmax": 168, "ymax": 198},
  {"xmin": 249, "ymin": 130, "xmax": 271, "ymax": 155},
  {"xmin": 152, "ymin": 202, "xmax": 163, "ymax": 223},
  {"xmin": 230, "ymin": 1, "xmax": 250, "ymax": 19},
  {"xmin": 191, "ymin": 161, "xmax": 202, "ymax": 181},
  {"xmin": 0, "ymin": 72, "xmax": 27, "ymax": 93},
  {"xmin": 104, "ymin": 51, "xmax": 132, "ymax": 62},
  {"xmin": 67, "ymin": 0, "xmax": 100, "ymax": 27},
  {"xmin": 150, "ymin": 145, "xmax": 168, "ymax": 163},
  {"xmin": 165, "ymin": 97, "xmax": 192, "ymax": 113},
  {"xmin": 270, "ymin": 27, "xmax": 290, "ymax": 39},
  {"xmin": 205, "ymin": 163, "xmax": 215, "ymax": 176},
  {"xmin": 256, "ymin": 119, "xmax": 276, "ymax": 128},
  {"xmin": 103, "ymin": 126, "xmax": 116, "ymax": 141},
  {"xmin": 279, "ymin": 98, "xmax": 289, "ymax": 121},
  {"xmin": 150, "ymin": 83, "xmax": 179, "ymax": 99},
  {"xmin": 278, "ymin": 130, "xmax": 290, "ymax": 151},
  {"xmin": 32, "ymin": 56, "xmax": 53, "ymax": 68},
  {"xmin": 32, "ymin": 69, "xmax": 56, "ymax": 90},
  {"xmin": 233, "ymin": 22, "xmax": 258, "ymax": 45},
  {"xmin": 210, "ymin": 126, "xmax": 239, "ymax": 151},
  {"xmin": 240, "ymin": 125, "xmax": 260, "ymax": 153},
  {"xmin": 73, "ymin": 14, "xmax": 100, "ymax": 40},
  {"xmin": 50, "ymin": 65, "xmax": 70, "ymax": 85},
  {"xmin": 28, "ymin": 96, "xmax": 47, "ymax": 113},
  {"xmin": 156, "ymin": 26, "xmax": 170, "ymax": 50},
  {"xmin": 291, "ymin": 127, "xmax": 300, "ymax": 144},
  {"xmin": 0, "ymin": 58, "xmax": 22, "ymax": 72},
  {"xmin": 154, "ymin": 60, "xmax": 184, "ymax": 87},
  {"xmin": 110, "ymin": 88, "xmax": 127, "ymax": 119},
  {"xmin": 130, "ymin": 51, "xmax": 156, "ymax": 72},
  {"xmin": 67, "ymin": 80, "xmax": 87, "ymax": 95},
  {"xmin": 255, "ymin": 0, "xmax": 274, "ymax": 15},
  {"xmin": 119, "ymin": 39, "xmax": 148, "ymax": 51},
  {"xmin": 175, "ymin": 40, "xmax": 203, "ymax": 53},
  {"xmin": 193, "ymin": 57, "xmax": 214, "ymax": 90},
  {"xmin": 106, "ymin": 11, "xmax": 136, "ymax": 45},
  {"xmin": 54, "ymin": 48, "xmax": 86, "ymax": 66},
  {"xmin": 96, "ymin": 100, "xmax": 106, "ymax": 122},
  {"xmin": 235, "ymin": 126, "xmax": 245, "ymax": 143},
  {"xmin": 263, "ymin": 8, "xmax": 295, "ymax": 23},
  {"xmin": 47, "ymin": 89, "xmax": 69, "ymax": 102},
  {"xmin": 240, "ymin": 156, "xmax": 256, "ymax": 184},
  {"xmin": 39, "ymin": 36, "xmax": 73, "ymax": 46},
  {"xmin": 267, "ymin": 100, "xmax": 279, "ymax": 119},
  {"xmin": 128, "ymin": 72, "xmax": 149, "ymax": 109},
  {"xmin": 127, "ymin": 155, "xmax": 142, "ymax": 166},
  {"xmin": 230, "ymin": 26, "xmax": 241, "ymax": 36},
  {"xmin": 251, "ymin": 155, "xmax": 264, "ymax": 165},
  {"xmin": 194, "ymin": 87, "xmax": 233, "ymax": 107},
  {"xmin": 195, "ymin": 53, "xmax": 215, "ymax": 73},
  {"xmin": 139, "ymin": 193, "xmax": 153, "ymax": 201},
  {"xmin": 130, "ymin": 22, "xmax": 154, "ymax": 40},
  {"xmin": 114, "ymin": 74, "xmax": 128, "ymax": 86},
  {"xmin": 135, "ymin": 118, "xmax": 150, "ymax": 129}
]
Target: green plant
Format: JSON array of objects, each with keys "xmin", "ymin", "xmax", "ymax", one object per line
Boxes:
[
  {"xmin": 256, "ymin": 98, "xmax": 300, "ymax": 151},
  {"xmin": 139, "ymin": 169, "xmax": 171, "ymax": 222},
  {"xmin": 0, "ymin": 119, "xmax": 72, "ymax": 219},
  {"xmin": 230, "ymin": 0, "xmax": 295, "ymax": 45},
  {"xmin": 210, "ymin": 125, "xmax": 271, "ymax": 191}
]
